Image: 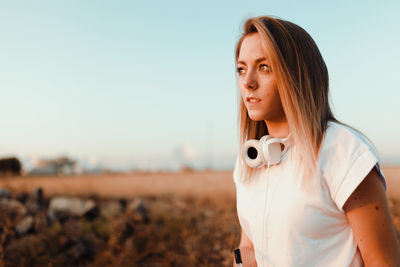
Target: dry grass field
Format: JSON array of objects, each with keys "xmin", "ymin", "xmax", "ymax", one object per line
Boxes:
[
  {"xmin": 0, "ymin": 166, "xmax": 399, "ymax": 266},
  {"xmin": 2, "ymin": 166, "xmax": 399, "ymax": 200},
  {"xmin": 0, "ymin": 170, "xmax": 235, "ymax": 200},
  {"xmin": 379, "ymin": 166, "xmax": 400, "ymax": 198}
]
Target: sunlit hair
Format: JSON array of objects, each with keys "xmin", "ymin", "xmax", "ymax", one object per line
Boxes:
[{"xmin": 235, "ymin": 16, "xmax": 338, "ymax": 183}]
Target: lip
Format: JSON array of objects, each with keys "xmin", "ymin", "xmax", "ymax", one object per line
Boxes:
[
  {"xmin": 245, "ymin": 97, "xmax": 261, "ymax": 109},
  {"xmin": 246, "ymin": 96, "xmax": 261, "ymax": 103}
]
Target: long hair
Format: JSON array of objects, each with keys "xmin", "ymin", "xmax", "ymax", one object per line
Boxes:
[{"xmin": 235, "ymin": 16, "xmax": 337, "ymax": 181}]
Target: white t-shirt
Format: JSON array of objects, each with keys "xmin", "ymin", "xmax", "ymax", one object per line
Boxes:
[{"xmin": 233, "ymin": 121, "xmax": 386, "ymax": 267}]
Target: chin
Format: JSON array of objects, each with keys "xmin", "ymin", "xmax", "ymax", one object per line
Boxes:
[{"xmin": 247, "ymin": 111, "xmax": 267, "ymax": 121}]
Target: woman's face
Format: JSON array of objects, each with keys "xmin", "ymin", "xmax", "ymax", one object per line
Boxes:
[{"xmin": 237, "ymin": 33, "xmax": 286, "ymax": 122}]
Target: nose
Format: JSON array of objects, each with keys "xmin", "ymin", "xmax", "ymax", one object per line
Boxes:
[{"xmin": 244, "ymin": 69, "xmax": 258, "ymax": 90}]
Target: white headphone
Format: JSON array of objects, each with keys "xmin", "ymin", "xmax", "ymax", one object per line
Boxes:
[{"xmin": 242, "ymin": 134, "xmax": 291, "ymax": 168}]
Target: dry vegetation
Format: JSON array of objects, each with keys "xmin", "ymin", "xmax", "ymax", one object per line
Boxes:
[
  {"xmin": 1, "ymin": 194, "xmax": 240, "ymax": 267},
  {"xmin": 0, "ymin": 171, "xmax": 235, "ymax": 199},
  {"xmin": 0, "ymin": 171, "xmax": 240, "ymax": 267},
  {"xmin": 0, "ymin": 167, "xmax": 400, "ymax": 266}
]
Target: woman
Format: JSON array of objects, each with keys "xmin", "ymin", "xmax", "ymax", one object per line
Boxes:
[{"xmin": 232, "ymin": 16, "xmax": 400, "ymax": 266}]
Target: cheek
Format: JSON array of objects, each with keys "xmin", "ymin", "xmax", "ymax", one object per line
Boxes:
[
  {"xmin": 267, "ymin": 92, "xmax": 282, "ymax": 110},
  {"xmin": 270, "ymin": 89, "xmax": 281, "ymax": 103},
  {"xmin": 261, "ymin": 81, "xmax": 280, "ymax": 101},
  {"xmin": 273, "ymin": 89, "xmax": 283, "ymax": 106}
]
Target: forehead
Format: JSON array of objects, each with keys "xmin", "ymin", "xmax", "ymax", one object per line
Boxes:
[{"xmin": 238, "ymin": 33, "xmax": 267, "ymax": 61}]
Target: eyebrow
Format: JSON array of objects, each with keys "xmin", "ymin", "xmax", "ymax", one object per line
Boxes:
[{"xmin": 237, "ymin": 57, "xmax": 267, "ymax": 65}]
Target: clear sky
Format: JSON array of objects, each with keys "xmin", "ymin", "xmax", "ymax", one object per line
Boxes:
[{"xmin": 1, "ymin": 0, "xmax": 399, "ymax": 170}]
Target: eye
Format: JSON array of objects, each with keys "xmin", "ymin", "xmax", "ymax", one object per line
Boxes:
[
  {"xmin": 236, "ymin": 67, "xmax": 246, "ymax": 76},
  {"xmin": 259, "ymin": 64, "xmax": 271, "ymax": 72}
]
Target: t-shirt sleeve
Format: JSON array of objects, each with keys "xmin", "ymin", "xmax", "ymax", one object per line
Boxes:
[
  {"xmin": 321, "ymin": 126, "xmax": 386, "ymax": 212},
  {"xmin": 333, "ymin": 150, "xmax": 385, "ymax": 211}
]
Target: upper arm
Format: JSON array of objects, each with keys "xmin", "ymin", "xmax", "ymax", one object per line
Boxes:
[
  {"xmin": 238, "ymin": 228, "xmax": 258, "ymax": 266},
  {"xmin": 239, "ymin": 228, "xmax": 254, "ymax": 249},
  {"xmin": 343, "ymin": 167, "xmax": 400, "ymax": 266}
]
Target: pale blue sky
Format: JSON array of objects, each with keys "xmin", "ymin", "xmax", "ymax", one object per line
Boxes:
[{"xmin": 1, "ymin": 1, "xmax": 399, "ymax": 170}]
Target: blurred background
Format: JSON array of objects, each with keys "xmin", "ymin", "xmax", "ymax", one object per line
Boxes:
[{"xmin": 0, "ymin": 0, "xmax": 399, "ymax": 266}]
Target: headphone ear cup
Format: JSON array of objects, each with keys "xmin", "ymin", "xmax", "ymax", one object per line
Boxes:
[
  {"xmin": 259, "ymin": 135, "xmax": 270, "ymax": 144},
  {"xmin": 242, "ymin": 139, "xmax": 264, "ymax": 168},
  {"xmin": 262, "ymin": 138, "xmax": 284, "ymax": 165}
]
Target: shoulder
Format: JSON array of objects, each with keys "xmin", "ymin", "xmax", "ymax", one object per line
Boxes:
[
  {"xmin": 319, "ymin": 121, "xmax": 375, "ymax": 168},
  {"xmin": 318, "ymin": 121, "xmax": 386, "ymax": 211},
  {"xmin": 321, "ymin": 121, "xmax": 372, "ymax": 155},
  {"xmin": 233, "ymin": 156, "xmax": 247, "ymax": 185},
  {"xmin": 233, "ymin": 155, "xmax": 260, "ymax": 185}
]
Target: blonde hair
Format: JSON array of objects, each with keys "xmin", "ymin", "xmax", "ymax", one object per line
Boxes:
[{"xmin": 235, "ymin": 16, "xmax": 337, "ymax": 182}]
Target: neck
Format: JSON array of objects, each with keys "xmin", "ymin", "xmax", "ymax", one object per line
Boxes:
[{"xmin": 264, "ymin": 120, "xmax": 290, "ymax": 138}]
